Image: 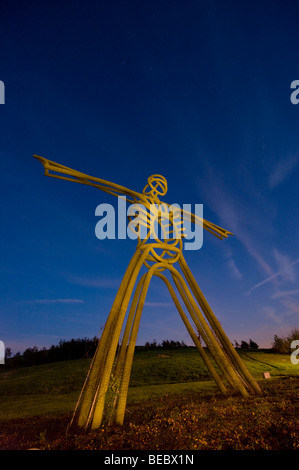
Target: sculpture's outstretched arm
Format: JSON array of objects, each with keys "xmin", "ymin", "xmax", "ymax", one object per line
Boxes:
[
  {"xmin": 34, "ymin": 155, "xmax": 232, "ymax": 240},
  {"xmin": 171, "ymin": 205, "xmax": 233, "ymax": 240},
  {"xmin": 33, "ymin": 155, "xmax": 142, "ymax": 203}
]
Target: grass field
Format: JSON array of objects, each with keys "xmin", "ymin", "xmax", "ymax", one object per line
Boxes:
[{"xmin": 0, "ymin": 348, "xmax": 298, "ymax": 450}]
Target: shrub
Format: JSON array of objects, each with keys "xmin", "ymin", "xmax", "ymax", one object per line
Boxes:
[{"xmin": 272, "ymin": 328, "xmax": 299, "ymax": 354}]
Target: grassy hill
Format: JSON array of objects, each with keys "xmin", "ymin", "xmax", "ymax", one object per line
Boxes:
[{"xmin": 0, "ymin": 348, "xmax": 298, "ymax": 421}]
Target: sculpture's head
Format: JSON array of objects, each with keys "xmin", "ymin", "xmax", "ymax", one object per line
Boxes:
[{"xmin": 142, "ymin": 174, "xmax": 168, "ymax": 198}]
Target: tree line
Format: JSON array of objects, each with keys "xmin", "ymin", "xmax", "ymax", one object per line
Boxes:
[
  {"xmin": 4, "ymin": 336, "xmax": 258, "ymax": 368},
  {"xmin": 3, "ymin": 328, "xmax": 298, "ymax": 368},
  {"xmin": 4, "ymin": 337, "xmax": 98, "ymax": 368},
  {"xmin": 144, "ymin": 339, "xmax": 188, "ymax": 350},
  {"xmin": 234, "ymin": 339, "xmax": 259, "ymax": 349}
]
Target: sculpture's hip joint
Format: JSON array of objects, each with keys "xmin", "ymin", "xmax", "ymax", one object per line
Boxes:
[{"xmin": 136, "ymin": 240, "xmax": 183, "ymax": 269}]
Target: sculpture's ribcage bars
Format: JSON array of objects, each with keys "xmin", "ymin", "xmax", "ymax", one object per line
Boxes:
[{"xmin": 128, "ymin": 201, "xmax": 185, "ymax": 266}]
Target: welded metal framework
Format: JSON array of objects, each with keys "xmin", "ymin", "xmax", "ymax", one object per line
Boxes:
[{"xmin": 34, "ymin": 155, "xmax": 261, "ymax": 430}]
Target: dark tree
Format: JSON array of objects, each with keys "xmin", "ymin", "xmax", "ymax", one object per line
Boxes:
[{"xmin": 249, "ymin": 339, "xmax": 259, "ymax": 349}]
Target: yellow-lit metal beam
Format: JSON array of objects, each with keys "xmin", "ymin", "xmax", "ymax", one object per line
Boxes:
[{"xmin": 34, "ymin": 155, "xmax": 261, "ymax": 431}]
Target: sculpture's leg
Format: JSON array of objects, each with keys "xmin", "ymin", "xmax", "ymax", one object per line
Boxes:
[
  {"xmin": 75, "ymin": 249, "xmax": 142, "ymax": 427},
  {"xmin": 113, "ymin": 273, "xmax": 147, "ymax": 380},
  {"xmin": 155, "ymin": 272, "xmax": 228, "ymax": 394},
  {"xmin": 89, "ymin": 246, "xmax": 152, "ymax": 430},
  {"xmin": 105, "ymin": 272, "xmax": 148, "ymax": 425},
  {"xmin": 168, "ymin": 266, "xmax": 249, "ymax": 396},
  {"xmin": 169, "ymin": 271, "xmax": 237, "ymax": 389},
  {"xmin": 179, "ymin": 256, "xmax": 262, "ymax": 395},
  {"xmin": 73, "ymin": 247, "xmax": 150, "ymax": 429},
  {"xmin": 114, "ymin": 265, "xmax": 159, "ymax": 425}
]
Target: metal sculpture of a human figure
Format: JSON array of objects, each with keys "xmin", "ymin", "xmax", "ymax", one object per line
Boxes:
[{"xmin": 34, "ymin": 155, "xmax": 261, "ymax": 431}]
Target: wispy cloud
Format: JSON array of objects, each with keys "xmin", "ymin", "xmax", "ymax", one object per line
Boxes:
[
  {"xmin": 269, "ymin": 154, "xmax": 299, "ymax": 189},
  {"xmin": 66, "ymin": 274, "xmax": 121, "ymax": 289},
  {"xmin": 273, "ymin": 249, "xmax": 297, "ymax": 282},
  {"xmin": 21, "ymin": 299, "xmax": 85, "ymax": 305},
  {"xmin": 280, "ymin": 299, "xmax": 299, "ymax": 316},
  {"xmin": 262, "ymin": 271, "xmax": 299, "ymax": 325},
  {"xmin": 250, "ymin": 253, "xmax": 299, "ymax": 292},
  {"xmin": 197, "ymin": 164, "xmax": 274, "ymax": 279},
  {"xmin": 226, "ymin": 258, "xmax": 243, "ymax": 280},
  {"xmin": 263, "ymin": 306, "xmax": 282, "ymax": 324},
  {"xmin": 265, "ymin": 298, "xmax": 299, "ymax": 326},
  {"xmin": 271, "ymin": 289, "xmax": 299, "ymax": 299}
]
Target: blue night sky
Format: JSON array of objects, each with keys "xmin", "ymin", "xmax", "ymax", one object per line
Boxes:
[{"xmin": 1, "ymin": 0, "xmax": 299, "ymax": 354}]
